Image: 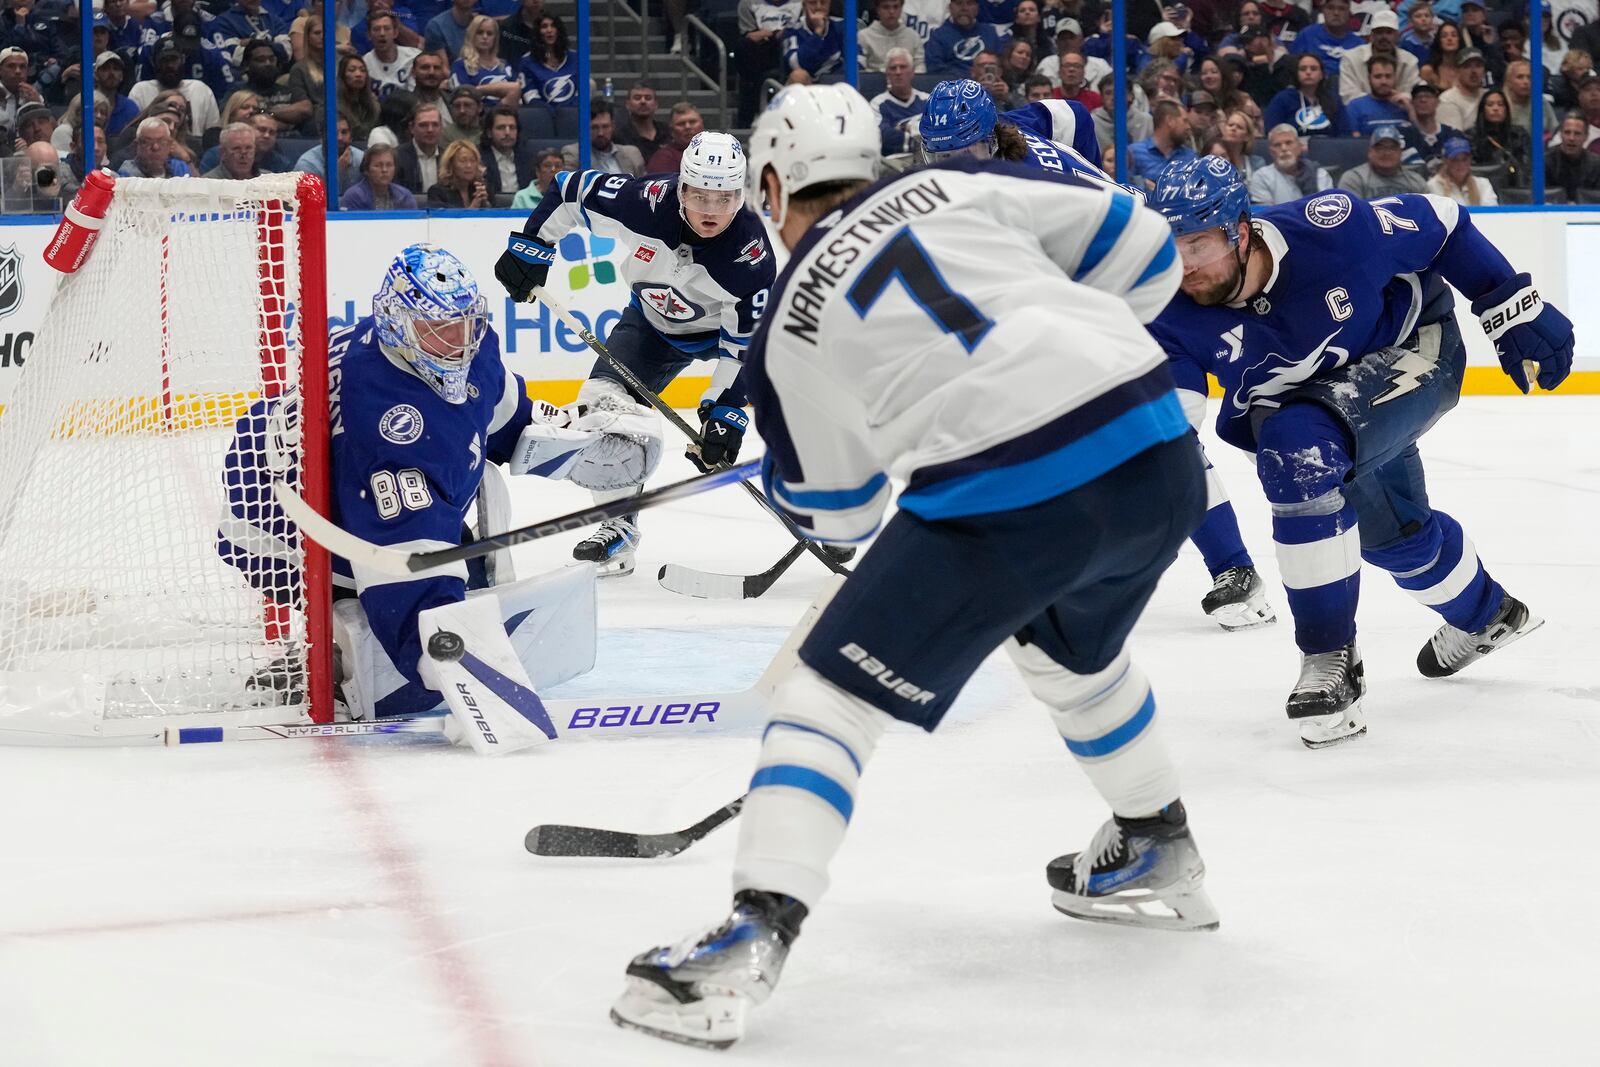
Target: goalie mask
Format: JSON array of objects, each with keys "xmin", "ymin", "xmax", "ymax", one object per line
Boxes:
[
  {"xmin": 678, "ymin": 131, "xmax": 746, "ymax": 238},
  {"xmin": 374, "ymin": 243, "xmax": 489, "ymax": 404}
]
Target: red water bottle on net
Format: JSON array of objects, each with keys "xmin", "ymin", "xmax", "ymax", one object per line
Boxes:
[{"xmin": 43, "ymin": 168, "xmax": 117, "ymax": 274}]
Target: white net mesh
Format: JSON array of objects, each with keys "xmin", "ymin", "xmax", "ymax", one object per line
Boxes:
[{"xmin": 0, "ymin": 175, "xmax": 321, "ymax": 733}]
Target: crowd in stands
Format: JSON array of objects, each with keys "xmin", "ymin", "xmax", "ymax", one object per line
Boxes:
[
  {"xmin": 0, "ymin": 0, "xmax": 709, "ymax": 212},
  {"xmin": 5, "ymin": 1, "xmax": 1600, "ymax": 213}
]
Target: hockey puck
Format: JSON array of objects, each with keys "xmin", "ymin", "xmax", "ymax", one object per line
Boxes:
[{"xmin": 427, "ymin": 630, "xmax": 465, "ymax": 662}]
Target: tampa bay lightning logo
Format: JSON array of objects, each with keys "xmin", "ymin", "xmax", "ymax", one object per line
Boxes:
[
  {"xmin": 633, "ymin": 282, "xmax": 705, "ymax": 323},
  {"xmin": 541, "ymin": 74, "xmax": 576, "ymax": 106},
  {"xmin": 953, "ymin": 36, "xmax": 986, "ymax": 64},
  {"xmin": 1304, "ymin": 193, "xmax": 1352, "ymax": 229},
  {"xmin": 379, "ymin": 404, "xmax": 425, "ymax": 445}
]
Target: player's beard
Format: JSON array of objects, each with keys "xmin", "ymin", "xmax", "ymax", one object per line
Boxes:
[{"xmin": 1181, "ymin": 242, "xmax": 1249, "ymax": 307}]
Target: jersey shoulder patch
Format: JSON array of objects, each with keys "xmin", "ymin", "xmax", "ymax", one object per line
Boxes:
[{"xmin": 1300, "ymin": 191, "xmax": 1356, "ymax": 229}]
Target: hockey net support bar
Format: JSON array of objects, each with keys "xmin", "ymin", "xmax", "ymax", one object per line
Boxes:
[{"xmin": 0, "ymin": 174, "xmax": 332, "ymax": 744}]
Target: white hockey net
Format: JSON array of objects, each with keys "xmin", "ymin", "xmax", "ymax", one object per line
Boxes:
[{"xmin": 0, "ymin": 174, "xmax": 330, "ymax": 743}]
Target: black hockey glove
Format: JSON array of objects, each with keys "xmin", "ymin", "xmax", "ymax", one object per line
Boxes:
[
  {"xmin": 495, "ymin": 234, "xmax": 556, "ymax": 302},
  {"xmin": 688, "ymin": 400, "xmax": 749, "ymax": 473}
]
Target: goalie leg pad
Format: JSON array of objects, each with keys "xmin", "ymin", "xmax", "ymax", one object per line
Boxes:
[
  {"xmin": 732, "ymin": 664, "xmax": 889, "ymax": 910},
  {"xmin": 1005, "ymin": 640, "xmax": 1180, "ymax": 818},
  {"xmin": 418, "ymin": 595, "xmax": 558, "ymax": 755}
]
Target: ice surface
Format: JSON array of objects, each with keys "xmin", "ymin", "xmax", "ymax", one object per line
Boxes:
[{"xmin": 2, "ymin": 399, "xmax": 1597, "ymax": 1067}]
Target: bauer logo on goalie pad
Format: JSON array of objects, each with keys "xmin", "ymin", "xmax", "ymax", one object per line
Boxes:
[
  {"xmin": 565, "ymin": 702, "xmax": 722, "ymax": 730},
  {"xmin": 378, "ymin": 404, "xmax": 425, "ymax": 445},
  {"xmin": 0, "ymin": 243, "xmax": 22, "ymax": 319}
]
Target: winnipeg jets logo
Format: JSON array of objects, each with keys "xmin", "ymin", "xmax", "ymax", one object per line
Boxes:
[
  {"xmin": 735, "ymin": 240, "xmax": 767, "ymax": 267},
  {"xmin": 634, "ymin": 283, "xmax": 704, "ymax": 322},
  {"xmin": 378, "ymin": 404, "xmax": 425, "ymax": 445},
  {"xmin": 643, "ymin": 179, "xmax": 670, "ymax": 211}
]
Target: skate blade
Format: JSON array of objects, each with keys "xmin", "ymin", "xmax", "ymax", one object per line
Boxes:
[
  {"xmin": 1299, "ymin": 702, "xmax": 1367, "ymax": 749},
  {"xmin": 610, "ymin": 979, "xmax": 746, "ymax": 1050},
  {"xmin": 1051, "ymin": 885, "xmax": 1220, "ymax": 932},
  {"xmin": 596, "ymin": 555, "xmax": 636, "ymax": 579},
  {"xmin": 1208, "ymin": 597, "xmax": 1278, "ymax": 632}
]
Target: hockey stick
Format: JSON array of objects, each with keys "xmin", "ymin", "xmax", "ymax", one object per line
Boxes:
[
  {"xmin": 525, "ymin": 795, "xmax": 746, "ymax": 858},
  {"xmin": 274, "ymin": 459, "xmax": 760, "ymax": 578},
  {"xmin": 533, "ymin": 288, "xmax": 850, "ymax": 591},
  {"xmin": 657, "ymin": 540, "xmax": 808, "ymax": 600}
]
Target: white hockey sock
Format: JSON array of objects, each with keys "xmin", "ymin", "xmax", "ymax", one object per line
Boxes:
[
  {"xmin": 732, "ymin": 665, "xmax": 887, "ymax": 910},
  {"xmin": 1004, "ymin": 640, "xmax": 1179, "ymax": 818}
]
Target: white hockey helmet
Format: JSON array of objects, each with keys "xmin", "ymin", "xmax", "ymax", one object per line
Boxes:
[
  {"xmin": 747, "ymin": 84, "xmax": 880, "ymax": 227},
  {"xmin": 678, "ymin": 131, "xmax": 746, "ymax": 231}
]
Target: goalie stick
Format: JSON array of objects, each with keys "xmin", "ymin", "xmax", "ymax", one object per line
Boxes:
[
  {"xmin": 163, "ymin": 685, "xmax": 768, "ymax": 746},
  {"xmin": 274, "ymin": 459, "xmax": 760, "ymax": 578},
  {"xmin": 532, "ymin": 289, "xmax": 850, "ymax": 594}
]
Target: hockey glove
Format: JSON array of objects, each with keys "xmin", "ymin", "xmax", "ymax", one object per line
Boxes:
[
  {"xmin": 495, "ymin": 234, "xmax": 556, "ymax": 302},
  {"xmin": 687, "ymin": 400, "xmax": 749, "ymax": 473},
  {"xmin": 1472, "ymin": 272, "xmax": 1574, "ymax": 394}
]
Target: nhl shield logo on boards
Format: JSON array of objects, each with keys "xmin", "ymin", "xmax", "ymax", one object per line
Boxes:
[
  {"xmin": 0, "ymin": 244, "xmax": 23, "ymax": 319},
  {"xmin": 378, "ymin": 404, "xmax": 425, "ymax": 445},
  {"xmin": 633, "ymin": 282, "xmax": 704, "ymax": 323}
]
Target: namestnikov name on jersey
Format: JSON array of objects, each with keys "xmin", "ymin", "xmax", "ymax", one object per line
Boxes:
[
  {"xmin": 520, "ymin": 170, "xmax": 776, "ymax": 362},
  {"xmin": 748, "ymin": 159, "xmax": 1187, "ymax": 546}
]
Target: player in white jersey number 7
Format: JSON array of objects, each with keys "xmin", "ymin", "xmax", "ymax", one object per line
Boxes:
[{"xmin": 608, "ymin": 84, "xmax": 1221, "ymax": 1052}]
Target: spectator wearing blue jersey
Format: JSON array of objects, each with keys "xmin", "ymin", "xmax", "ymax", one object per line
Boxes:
[
  {"xmin": 450, "ymin": 14, "xmax": 520, "ymax": 107},
  {"xmin": 1398, "ymin": 0, "xmax": 1460, "ymax": 25},
  {"xmin": 1264, "ymin": 51, "xmax": 1348, "ymax": 137},
  {"xmin": 214, "ymin": 0, "xmax": 291, "ymax": 58},
  {"xmin": 927, "ymin": 0, "xmax": 1009, "ymax": 77},
  {"xmin": 352, "ymin": 0, "xmax": 424, "ymax": 54},
  {"xmin": 94, "ymin": 53, "xmax": 141, "ymax": 136},
  {"xmin": 1129, "ymin": 99, "xmax": 1197, "ymax": 188},
  {"xmin": 101, "ymin": 0, "xmax": 148, "ymax": 59},
  {"xmin": 870, "ymin": 47, "xmax": 928, "ymax": 154},
  {"xmin": 1081, "ymin": 8, "xmax": 1146, "ymax": 74},
  {"xmin": 782, "ymin": 0, "xmax": 843, "ymax": 83},
  {"xmin": 1343, "ymin": 54, "xmax": 1411, "ymax": 137},
  {"xmin": 518, "ymin": 13, "xmax": 578, "ymax": 110},
  {"xmin": 1397, "ymin": 1, "xmax": 1436, "ymax": 66},
  {"xmin": 146, "ymin": 0, "xmax": 227, "ymax": 53},
  {"xmin": 1398, "ymin": 81, "xmax": 1461, "ymax": 168},
  {"xmin": 1292, "ymin": 0, "xmax": 1363, "ymax": 84},
  {"xmin": 423, "ymin": 0, "xmax": 476, "ymax": 60}
]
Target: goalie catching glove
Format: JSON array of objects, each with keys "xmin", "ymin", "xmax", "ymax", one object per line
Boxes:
[
  {"xmin": 509, "ymin": 382, "xmax": 664, "ymax": 491},
  {"xmin": 1472, "ymin": 272, "xmax": 1574, "ymax": 394}
]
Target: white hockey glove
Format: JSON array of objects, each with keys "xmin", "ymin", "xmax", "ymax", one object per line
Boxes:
[{"xmin": 507, "ymin": 381, "xmax": 663, "ymax": 491}]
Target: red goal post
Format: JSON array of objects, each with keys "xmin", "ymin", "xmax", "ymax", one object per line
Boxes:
[{"xmin": 0, "ymin": 173, "xmax": 332, "ymax": 744}]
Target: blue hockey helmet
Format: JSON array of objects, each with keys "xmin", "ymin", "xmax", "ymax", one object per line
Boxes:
[
  {"xmin": 1150, "ymin": 156, "xmax": 1251, "ymax": 243},
  {"xmin": 373, "ymin": 243, "xmax": 489, "ymax": 405},
  {"xmin": 919, "ymin": 79, "xmax": 998, "ymax": 158}
]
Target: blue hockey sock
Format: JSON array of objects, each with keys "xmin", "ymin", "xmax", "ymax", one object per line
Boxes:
[
  {"xmin": 1257, "ymin": 405, "xmax": 1361, "ymax": 654},
  {"xmin": 1363, "ymin": 510, "xmax": 1505, "ymax": 633},
  {"xmin": 1192, "ymin": 501, "xmax": 1254, "ymax": 576}
]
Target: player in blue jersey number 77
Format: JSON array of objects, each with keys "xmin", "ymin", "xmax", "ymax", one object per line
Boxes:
[
  {"xmin": 1147, "ymin": 157, "xmax": 1573, "ymax": 748},
  {"xmin": 608, "ymin": 83, "xmax": 1221, "ymax": 1052}
]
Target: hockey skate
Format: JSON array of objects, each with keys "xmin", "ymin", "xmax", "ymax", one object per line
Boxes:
[
  {"xmin": 572, "ymin": 518, "xmax": 639, "ymax": 578},
  {"xmin": 1416, "ymin": 595, "xmax": 1543, "ymax": 679},
  {"xmin": 1046, "ymin": 801, "xmax": 1220, "ymax": 932},
  {"xmin": 611, "ymin": 891, "xmax": 806, "ymax": 1050},
  {"xmin": 1200, "ymin": 565, "xmax": 1276, "ymax": 631},
  {"xmin": 1286, "ymin": 643, "xmax": 1366, "ymax": 749}
]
